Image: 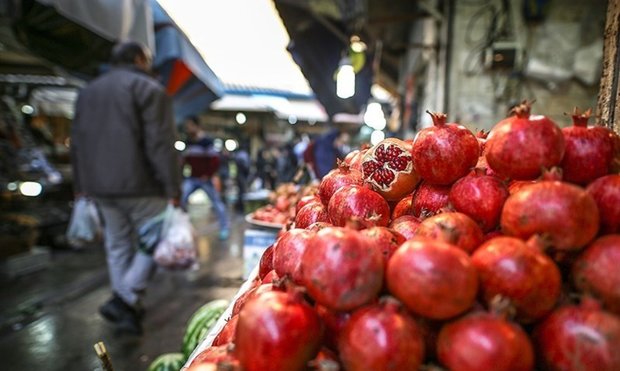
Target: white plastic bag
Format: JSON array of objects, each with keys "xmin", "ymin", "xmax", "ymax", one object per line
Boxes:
[
  {"xmin": 66, "ymin": 197, "xmax": 102, "ymax": 248},
  {"xmin": 154, "ymin": 205, "xmax": 198, "ymax": 269}
]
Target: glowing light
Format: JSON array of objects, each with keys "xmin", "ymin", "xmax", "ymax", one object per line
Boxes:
[
  {"xmin": 225, "ymin": 139, "xmax": 238, "ymax": 151},
  {"xmin": 21, "ymin": 105, "xmax": 34, "ymax": 115},
  {"xmin": 350, "ymin": 35, "xmax": 367, "ymax": 53},
  {"xmin": 336, "ymin": 59, "xmax": 355, "ymax": 99},
  {"xmin": 288, "ymin": 116, "xmax": 297, "ymax": 125},
  {"xmin": 370, "ymin": 130, "xmax": 385, "ymax": 145},
  {"xmin": 7, "ymin": 182, "xmax": 17, "ymax": 191},
  {"xmin": 236, "ymin": 112, "xmax": 247, "ymax": 125},
  {"xmin": 174, "ymin": 141, "xmax": 186, "ymax": 151},
  {"xmin": 364, "ymin": 102, "xmax": 386, "ymax": 130},
  {"xmin": 19, "ymin": 182, "xmax": 42, "ymax": 197}
]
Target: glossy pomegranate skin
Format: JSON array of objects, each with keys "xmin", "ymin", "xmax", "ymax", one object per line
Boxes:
[
  {"xmin": 344, "ymin": 148, "xmax": 368, "ymax": 172},
  {"xmin": 261, "ymin": 270, "xmax": 279, "ymax": 284},
  {"xmin": 414, "ymin": 212, "xmax": 484, "ymax": 253},
  {"xmin": 586, "ymin": 175, "xmax": 620, "ymax": 234},
  {"xmin": 437, "ymin": 313, "xmax": 534, "ymax": 371},
  {"xmin": 232, "ymin": 283, "xmax": 276, "ymax": 316},
  {"xmin": 258, "ymin": 244, "xmax": 274, "ymax": 280},
  {"xmin": 361, "ymin": 138, "xmax": 420, "ymax": 200},
  {"xmin": 318, "ymin": 162, "xmax": 363, "ymax": 205},
  {"xmin": 412, "ymin": 112, "xmax": 479, "ymax": 185},
  {"xmin": 386, "ymin": 238, "xmax": 478, "ymax": 320},
  {"xmin": 235, "ymin": 291, "xmax": 323, "ymax": 371},
  {"xmin": 501, "ymin": 180, "xmax": 600, "ymax": 251},
  {"xmin": 296, "ymin": 195, "xmax": 321, "ymax": 214},
  {"xmin": 315, "ymin": 304, "xmax": 351, "ymax": 351},
  {"xmin": 412, "ymin": 182, "xmax": 451, "ymax": 218},
  {"xmin": 471, "ymin": 236, "xmax": 562, "ymax": 323},
  {"xmin": 391, "ymin": 193, "xmax": 414, "ymax": 219},
  {"xmin": 273, "ymin": 229, "xmax": 315, "ymax": 284},
  {"xmin": 389, "ymin": 215, "xmax": 421, "ymax": 240},
  {"xmin": 449, "ymin": 171, "xmax": 509, "ymax": 232},
  {"xmin": 338, "ymin": 298, "xmax": 425, "ymax": 371},
  {"xmin": 327, "ymin": 185, "xmax": 390, "ymax": 229},
  {"xmin": 212, "ymin": 314, "xmax": 239, "ymax": 346},
  {"xmin": 560, "ymin": 110, "xmax": 616, "ymax": 184},
  {"xmin": 301, "ymin": 227, "xmax": 384, "ymax": 311},
  {"xmin": 294, "ymin": 203, "xmax": 330, "ymax": 229},
  {"xmin": 573, "ymin": 235, "xmax": 620, "ymax": 315},
  {"xmin": 534, "ymin": 302, "xmax": 620, "ymax": 371},
  {"xmin": 360, "ymin": 227, "xmax": 405, "ymax": 267},
  {"xmin": 306, "ymin": 221, "xmax": 333, "ymax": 232}
]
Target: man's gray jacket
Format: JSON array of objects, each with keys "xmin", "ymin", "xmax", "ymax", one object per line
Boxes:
[{"xmin": 71, "ymin": 66, "xmax": 181, "ymax": 199}]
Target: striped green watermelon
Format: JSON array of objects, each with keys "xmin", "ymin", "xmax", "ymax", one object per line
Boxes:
[
  {"xmin": 147, "ymin": 352, "xmax": 185, "ymax": 371},
  {"xmin": 182, "ymin": 299, "xmax": 229, "ymax": 359}
]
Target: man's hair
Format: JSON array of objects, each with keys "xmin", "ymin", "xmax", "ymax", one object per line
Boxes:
[{"xmin": 110, "ymin": 41, "xmax": 149, "ymax": 66}]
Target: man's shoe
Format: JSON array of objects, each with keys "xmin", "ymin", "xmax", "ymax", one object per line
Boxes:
[
  {"xmin": 99, "ymin": 294, "xmax": 126, "ymax": 323},
  {"xmin": 115, "ymin": 309, "xmax": 143, "ymax": 335}
]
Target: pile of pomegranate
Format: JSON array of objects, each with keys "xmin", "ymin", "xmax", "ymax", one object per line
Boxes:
[
  {"xmin": 189, "ymin": 102, "xmax": 620, "ymax": 371},
  {"xmin": 250, "ymin": 183, "xmax": 318, "ymax": 226}
]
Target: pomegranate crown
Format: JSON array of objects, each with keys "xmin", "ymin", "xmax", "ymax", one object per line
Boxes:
[
  {"xmin": 509, "ymin": 100, "xmax": 534, "ymax": 118},
  {"xmin": 426, "ymin": 110, "xmax": 447, "ymax": 126},
  {"xmin": 565, "ymin": 107, "xmax": 592, "ymax": 127}
]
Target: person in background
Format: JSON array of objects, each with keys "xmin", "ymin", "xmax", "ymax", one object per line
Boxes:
[
  {"xmin": 181, "ymin": 116, "xmax": 230, "ymax": 240},
  {"xmin": 312, "ymin": 128, "xmax": 351, "ymax": 179},
  {"xmin": 233, "ymin": 145, "xmax": 251, "ymax": 212},
  {"xmin": 71, "ymin": 41, "xmax": 181, "ymax": 335}
]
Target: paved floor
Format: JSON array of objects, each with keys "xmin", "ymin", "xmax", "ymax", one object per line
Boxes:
[{"xmin": 0, "ymin": 204, "xmax": 266, "ymax": 371}]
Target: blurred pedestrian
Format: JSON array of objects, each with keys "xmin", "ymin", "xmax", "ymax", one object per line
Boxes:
[
  {"xmin": 312, "ymin": 128, "xmax": 351, "ymax": 179},
  {"xmin": 233, "ymin": 145, "xmax": 251, "ymax": 212},
  {"xmin": 181, "ymin": 116, "xmax": 230, "ymax": 240},
  {"xmin": 71, "ymin": 41, "xmax": 181, "ymax": 334}
]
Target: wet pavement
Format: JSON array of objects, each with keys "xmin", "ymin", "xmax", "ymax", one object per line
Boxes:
[{"xmin": 0, "ymin": 204, "xmax": 263, "ymax": 371}]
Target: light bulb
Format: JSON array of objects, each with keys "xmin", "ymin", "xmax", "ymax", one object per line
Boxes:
[{"xmin": 336, "ymin": 63, "xmax": 355, "ymax": 99}]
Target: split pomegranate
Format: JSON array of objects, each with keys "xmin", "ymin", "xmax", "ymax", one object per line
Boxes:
[
  {"xmin": 294, "ymin": 203, "xmax": 330, "ymax": 229},
  {"xmin": 386, "ymin": 238, "xmax": 478, "ymax": 320},
  {"xmin": 501, "ymin": 177, "xmax": 599, "ymax": 250},
  {"xmin": 391, "ymin": 193, "xmax": 414, "ymax": 219},
  {"xmin": 296, "ymin": 195, "xmax": 321, "ymax": 214},
  {"xmin": 258, "ymin": 244, "xmax": 274, "ymax": 280},
  {"xmin": 360, "ymin": 227, "xmax": 406, "ymax": 267},
  {"xmin": 235, "ymin": 290, "xmax": 323, "ymax": 371},
  {"xmin": 318, "ymin": 161, "xmax": 363, "ymax": 205},
  {"xmin": 327, "ymin": 185, "xmax": 390, "ymax": 229},
  {"xmin": 411, "ymin": 182, "xmax": 451, "ymax": 218},
  {"xmin": 388, "ymin": 215, "xmax": 421, "ymax": 240},
  {"xmin": 471, "ymin": 236, "xmax": 562, "ymax": 323},
  {"xmin": 449, "ymin": 170, "xmax": 509, "ymax": 232},
  {"xmin": 437, "ymin": 313, "xmax": 534, "ymax": 371},
  {"xmin": 485, "ymin": 101, "xmax": 565, "ymax": 180},
  {"xmin": 560, "ymin": 108, "xmax": 616, "ymax": 184},
  {"xmin": 338, "ymin": 298, "xmax": 425, "ymax": 371},
  {"xmin": 273, "ymin": 229, "xmax": 315, "ymax": 284},
  {"xmin": 315, "ymin": 304, "xmax": 351, "ymax": 351},
  {"xmin": 534, "ymin": 300, "xmax": 620, "ymax": 371},
  {"xmin": 573, "ymin": 235, "xmax": 620, "ymax": 315},
  {"xmin": 586, "ymin": 174, "xmax": 620, "ymax": 234},
  {"xmin": 301, "ymin": 227, "xmax": 384, "ymax": 311},
  {"xmin": 414, "ymin": 212, "xmax": 484, "ymax": 253},
  {"xmin": 212, "ymin": 314, "xmax": 239, "ymax": 346},
  {"xmin": 412, "ymin": 111, "xmax": 479, "ymax": 185},
  {"xmin": 361, "ymin": 138, "xmax": 420, "ymax": 200}
]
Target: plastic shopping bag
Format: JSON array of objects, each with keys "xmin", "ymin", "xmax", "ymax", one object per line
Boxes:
[
  {"xmin": 66, "ymin": 197, "xmax": 102, "ymax": 248},
  {"xmin": 154, "ymin": 205, "xmax": 198, "ymax": 269}
]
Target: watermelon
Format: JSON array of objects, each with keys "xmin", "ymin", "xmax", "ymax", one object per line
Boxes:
[
  {"xmin": 182, "ymin": 299, "xmax": 229, "ymax": 359},
  {"xmin": 148, "ymin": 352, "xmax": 185, "ymax": 371}
]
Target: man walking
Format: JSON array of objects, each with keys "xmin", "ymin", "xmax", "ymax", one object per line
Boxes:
[{"xmin": 71, "ymin": 41, "xmax": 181, "ymax": 334}]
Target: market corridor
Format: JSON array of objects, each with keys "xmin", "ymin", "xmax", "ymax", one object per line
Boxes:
[{"xmin": 0, "ymin": 206, "xmax": 247, "ymax": 371}]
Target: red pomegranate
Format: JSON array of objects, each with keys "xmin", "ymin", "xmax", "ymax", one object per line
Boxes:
[
  {"xmin": 412, "ymin": 182, "xmax": 451, "ymax": 218},
  {"xmin": 261, "ymin": 270, "xmax": 279, "ymax": 284},
  {"xmin": 534, "ymin": 300, "xmax": 620, "ymax": 371},
  {"xmin": 327, "ymin": 185, "xmax": 390, "ymax": 229},
  {"xmin": 391, "ymin": 193, "xmax": 414, "ymax": 219},
  {"xmin": 437, "ymin": 312, "xmax": 534, "ymax": 371},
  {"xmin": 212, "ymin": 314, "xmax": 239, "ymax": 346},
  {"xmin": 507, "ymin": 179, "xmax": 536, "ymax": 194},
  {"xmin": 414, "ymin": 212, "xmax": 484, "ymax": 253},
  {"xmin": 449, "ymin": 170, "xmax": 509, "ymax": 232},
  {"xmin": 361, "ymin": 138, "xmax": 420, "ymax": 200},
  {"xmin": 258, "ymin": 244, "xmax": 274, "ymax": 280},
  {"xmin": 318, "ymin": 161, "xmax": 363, "ymax": 205},
  {"xmin": 294, "ymin": 203, "xmax": 330, "ymax": 229},
  {"xmin": 386, "ymin": 238, "xmax": 478, "ymax": 320},
  {"xmin": 485, "ymin": 101, "xmax": 565, "ymax": 180},
  {"xmin": 560, "ymin": 108, "xmax": 616, "ymax": 184},
  {"xmin": 232, "ymin": 283, "xmax": 276, "ymax": 316},
  {"xmin": 344, "ymin": 148, "xmax": 368, "ymax": 172},
  {"xmin": 389, "ymin": 215, "xmax": 421, "ymax": 240},
  {"xmin": 412, "ymin": 111, "xmax": 479, "ymax": 185},
  {"xmin": 360, "ymin": 227, "xmax": 406, "ymax": 267},
  {"xmin": 338, "ymin": 298, "xmax": 425, "ymax": 371},
  {"xmin": 471, "ymin": 236, "xmax": 562, "ymax": 323},
  {"xmin": 306, "ymin": 221, "xmax": 333, "ymax": 232},
  {"xmin": 301, "ymin": 227, "xmax": 384, "ymax": 311},
  {"xmin": 189, "ymin": 345, "xmax": 237, "ymax": 368},
  {"xmin": 296, "ymin": 195, "xmax": 321, "ymax": 214},
  {"xmin": 501, "ymin": 176, "xmax": 599, "ymax": 251},
  {"xmin": 273, "ymin": 229, "xmax": 315, "ymax": 284},
  {"xmin": 586, "ymin": 175, "xmax": 620, "ymax": 234},
  {"xmin": 475, "ymin": 155, "xmax": 501, "ymax": 179},
  {"xmin": 573, "ymin": 235, "xmax": 620, "ymax": 315},
  {"xmin": 235, "ymin": 290, "xmax": 322, "ymax": 371},
  {"xmin": 315, "ymin": 304, "xmax": 351, "ymax": 351}
]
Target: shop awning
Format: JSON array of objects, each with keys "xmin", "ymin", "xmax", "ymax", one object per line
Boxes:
[{"xmin": 210, "ymin": 93, "xmax": 328, "ymax": 123}]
